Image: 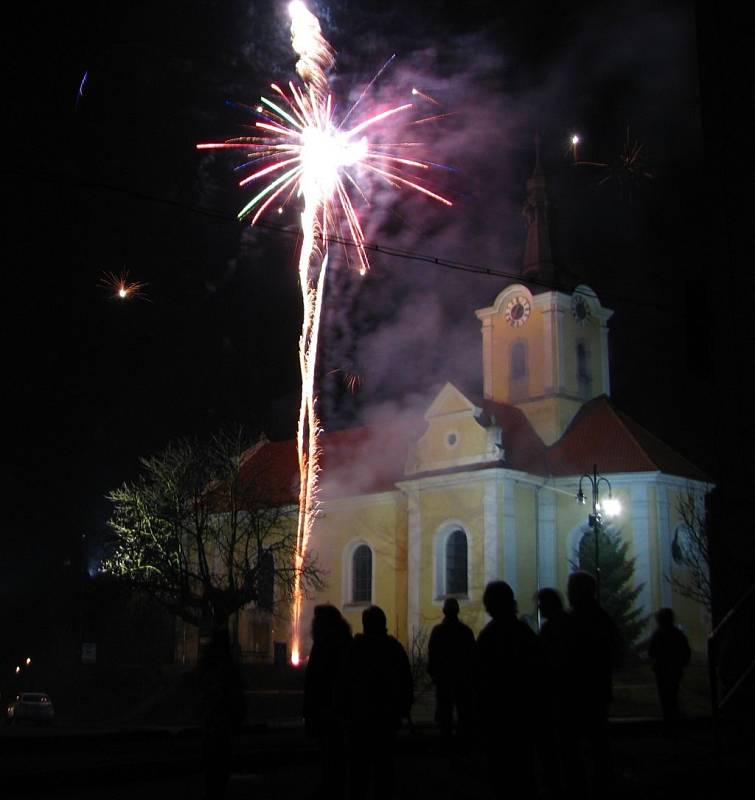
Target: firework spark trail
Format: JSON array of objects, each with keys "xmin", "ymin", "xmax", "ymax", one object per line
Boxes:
[{"xmin": 197, "ymin": 1, "xmax": 452, "ymax": 663}]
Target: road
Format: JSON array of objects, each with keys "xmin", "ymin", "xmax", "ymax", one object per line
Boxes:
[{"xmin": 3, "ymin": 716, "xmax": 749, "ymax": 800}]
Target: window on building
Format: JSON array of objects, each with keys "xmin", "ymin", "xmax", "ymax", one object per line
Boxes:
[
  {"xmin": 445, "ymin": 529, "xmax": 468, "ymax": 596},
  {"xmin": 577, "ymin": 340, "xmax": 591, "ymax": 396},
  {"xmin": 672, "ymin": 524, "xmax": 691, "ymax": 566},
  {"xmin": 352, "ymin": 544, "xmax": 372, "ymax": 603},
  {"xmin": 511, "ymin": 340, "xmax": 527, "ymax": 381}
]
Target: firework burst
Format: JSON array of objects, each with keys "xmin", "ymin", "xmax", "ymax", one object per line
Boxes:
[
  {"xmin": 574, "ymin": 127, "xmax": 653, "ymax": 198},
  {"xmin": 198, "ymin": 1, "xmax": 451, "ymax": 664},
  {"xmin": 197, "ymin": 23, "xmax": 451, "ymax": 277},
  {"xmin": 100, "ymin": 270, "xmax": 148, "ymax": 301}
]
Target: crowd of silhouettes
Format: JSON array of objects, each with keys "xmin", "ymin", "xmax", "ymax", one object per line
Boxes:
[
  {"xmin": 198, "ymin": 572, "xmax": 691, "ymax": 799},
  {"xmin": 300, "ymin": 575, "xmax": 621, "ymax": 799}
]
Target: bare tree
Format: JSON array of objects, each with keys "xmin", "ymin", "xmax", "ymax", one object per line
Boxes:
[
  {"xmin": 104, "ymin": 428, "xmax": 325, "ymax": 633},
  {"xmin": 409, "ymin": 625, "xmax": 433, "ymax": 700},
  {"xmin": 670, "ymin": 487, "xmax": 712, "ymax": 613}
]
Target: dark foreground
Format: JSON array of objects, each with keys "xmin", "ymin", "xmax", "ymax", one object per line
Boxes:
[{"xmin": 2, "ymin": 716, "xmax": 752, "ymax": 800}]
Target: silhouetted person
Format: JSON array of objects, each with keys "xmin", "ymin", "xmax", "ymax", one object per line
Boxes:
[
  {"xmin": 567, "ymin": 570, "xmax": 619, "ymax": 795},
  {"xmin": 345, "ymin": 605, "xmax": 412, "ymax": 800},
  {"xmin": 304, "ymin": 604, "xmax": 353, "ymax": 800},
  {"xmin": 475, "ymin": 581, "xmax": 542, "ymax": 799},
  {"xmin": 648, "ymin": 607, "xmax": 691, "ymax": 728},
  {"xmin": 536, "ymin": 587, "xmax": 577, "ymax": 798},
  {"xmin": 427, "ymin": 597, "xmax": 475, "ymax": 747},
  {"xmin": 198, "ymin": 627, "xmax": 245, "ymax": 800}
]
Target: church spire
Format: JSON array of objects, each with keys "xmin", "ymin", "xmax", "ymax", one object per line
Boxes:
[{"xmin": 522, "ymin": 131, "xmax": 556, "ymax": 286}]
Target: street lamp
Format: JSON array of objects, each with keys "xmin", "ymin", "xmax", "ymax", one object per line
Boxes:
[{"xmin": 577, "ymin": 464, "xmax": 621, "ymax": 601}]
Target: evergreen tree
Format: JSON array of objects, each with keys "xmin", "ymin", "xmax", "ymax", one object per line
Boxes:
[{"xmin": 575, "ymin": 524, "xmax": 647, "ymax": 657}]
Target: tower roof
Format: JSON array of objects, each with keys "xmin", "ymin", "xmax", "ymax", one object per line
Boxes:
[{"xmin": 522, "ymin": 131, "xmax": 556, "ymax": 287}]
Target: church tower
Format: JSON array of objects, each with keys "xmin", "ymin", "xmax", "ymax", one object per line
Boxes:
[{"xmin": 476, "ymin": 145, "xmax": 614, "ymax": 445}]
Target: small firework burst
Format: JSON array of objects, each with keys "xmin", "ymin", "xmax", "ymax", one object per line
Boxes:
[
  {"xmin": 567, "ymin": 133, "xmax": 580, "ymax": 162},
  {"xmin": 100, "ymin": 270, "xmax": 148, "ymax": 301},
  {"xmin": 328, "ymin": 368, "xmax": 363, "ymax": 394},
  {"xmin": 613, "ymin": 128, "xmax": 653, "ymax": 182},
  {"xmin": 574, "ymin": 127, "xmax": 653, "ymax": 198},
  {"xmin": 344, "ymin": 371, "xmax": 362, "ymax": 393}
]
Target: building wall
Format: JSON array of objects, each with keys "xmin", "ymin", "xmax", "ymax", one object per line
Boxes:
[
  {"xmin": 301, "ymin": 470, "xmax": 711, "ymax": 659},
  {"xmin": 305, "ymin": 491, "xmax": 406, "ymax": 645}
]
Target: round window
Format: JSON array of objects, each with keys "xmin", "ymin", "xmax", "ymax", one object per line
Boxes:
[{"xmin": 447, "ymin": 432, "xmax": 458, "ymax": 447}]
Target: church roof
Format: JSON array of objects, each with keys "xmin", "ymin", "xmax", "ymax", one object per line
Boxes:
[
  {"xmin": 545, "ymin": 395, "xmax": 709, "ymax": 482},
  {"xmin": 242, "ymin": 395, "xmax": 706, "ymax": 503},
  {"xmin": 244, "ymin": 419, "xmax": 419, "ymax": 504},
  {"xmin": 476, "ymin": 398, "xmax": 549, "ymax": 475}
]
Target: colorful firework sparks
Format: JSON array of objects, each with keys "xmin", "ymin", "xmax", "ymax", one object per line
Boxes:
[
  {"xmin": 344, "ymin": 371, "xmax": 362, "ymax": 394},
  {"xmin": 198, "ymin": 1, "xmax": 451, "ymax": 665},
  {"xmin": 99, "ymin": 270, "xmax": 147, "ymax": 301},
  {"xmin": 411, "ymin": 86, "xmax": 441, "ymax": 106},
  {"xmin": 197, "ymin": 24, "xmax": 451, "ymax": 277},
  {"xmin": 328, "ymin": 368, "xmax": 363, "ymax": 393},
  {"xmin": 575, "ymin": 127, "xmax": 653, "ymax": 197}
]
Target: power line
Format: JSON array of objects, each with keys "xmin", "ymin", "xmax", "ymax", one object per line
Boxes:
[{"xmin": 10, "ymin": 169, "xmax": 677, "ymax": 313}]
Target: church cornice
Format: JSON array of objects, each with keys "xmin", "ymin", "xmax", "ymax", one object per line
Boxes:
[
  {"xmin": 397, "ymin": 465, "xmax": 531, "ymax": 493},
  {"xmin": 319, "ymin": 489, "xmax": 401, "ymax": 511}
]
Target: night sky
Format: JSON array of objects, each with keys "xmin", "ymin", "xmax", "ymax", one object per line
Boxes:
[{"xmin": 3, "ymin": 1, "xmax": 750, "ymax": 664}]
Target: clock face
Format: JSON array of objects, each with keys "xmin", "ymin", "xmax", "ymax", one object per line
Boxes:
[
  {"xmin": 505, "ymin": 295, "xmax": 531, "ymax": 327},
  {"xmin": 571, "ymin": 295, "xmax": 591, "ymax": 325}
]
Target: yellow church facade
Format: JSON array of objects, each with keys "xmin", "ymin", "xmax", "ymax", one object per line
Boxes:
[{"xmin": 292, "ymin": 279, "xmax": 712, "ymax": 656}]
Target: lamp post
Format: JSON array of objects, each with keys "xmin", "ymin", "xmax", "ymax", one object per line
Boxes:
[{"xmin": 577, "ymin": 464, "xmax": 620, "ymax": 602}]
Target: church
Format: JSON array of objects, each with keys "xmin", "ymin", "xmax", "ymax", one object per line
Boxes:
[{"xmin": 218, "ymin": 149, "xmax": 711, "ymax": 665}]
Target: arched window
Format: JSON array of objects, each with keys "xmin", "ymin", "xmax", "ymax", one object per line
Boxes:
[
  {"xmin": 352, "ymin": 544, "xmax": 372, "ymax": 603},
  {"xmin": 511, "ymin": 340, "xmax": 527, "ymax": 381},
  {"xmin": 671, "ymin": 523, "xmax": 691, "ymax": 566},
  {"xmin": 445, "ymin": 529, "xmax": 468, "ymax": 596},
  {"xmin": 577, "ymin": 340, "xmax": 591, "ymax": 396}
]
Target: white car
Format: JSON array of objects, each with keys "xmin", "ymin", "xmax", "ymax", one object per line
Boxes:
[{"xmin": 6, "ymin": 692, "xmax": 55, "ymax": 725}]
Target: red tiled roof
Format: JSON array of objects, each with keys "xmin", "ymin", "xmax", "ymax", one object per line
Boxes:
[
  {"xmin": 241, "ymin": 395, "xmax": 707, "ymax": 502},
  {"xmin": 477, "ymin": 398, "xmax": 548, "ymax": 475},
  {"xmin": 546, "ymin": 395, "xmax": 709, "ymax": 481},
  {"xmin": 242, "ymin": 418, "xmax": 421, "ymax": 503}
]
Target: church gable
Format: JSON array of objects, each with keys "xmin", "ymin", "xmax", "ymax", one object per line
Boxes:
[{"xmin": 405, "ymin": 383, "xmax": 502, "ymax": 475}]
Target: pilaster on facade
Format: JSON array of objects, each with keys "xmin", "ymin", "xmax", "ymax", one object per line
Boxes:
[
  {"xmin": 554, "ymin": 304, "xmax": 566, "ymax": 394},
  {"xmin": 539, "ymin": 296, "xmax": 556, "ymax": 397},
  {"xmin": 483, "ymin": 479, "xmax": 499, "ymax": 585},
  {"xmin": 480, "ymin": 316, "xmax": 494, "ymax": 399},
  {"xmin": 655, "ymin": 482, "xmax": 673, "ymax": 607},
  {"xmin": 600, "ymin": 321, "xmax": 611, "ymax": 396},
  {"xmin": 502, "ymin": 479, "xmax": 517, "ymax": 594},
  {"xmin": 631, "ymin": 482, "xmax": 653, "ymax": 623},
  {"xmin": 537, "ymin": 487, "xmax": 557, "ymax": 589},
  {"xmin": 535, "ymin": 292, "xmax": 570, "ymax": 397},
  {"xmin": 407, "ymin": 489, "xmax": 422, "ymax": 642}
]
